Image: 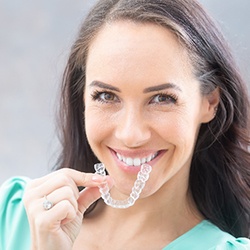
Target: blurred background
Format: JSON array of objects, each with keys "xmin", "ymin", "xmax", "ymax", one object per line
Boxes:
[{"xmin": 0, "ymin": 0, "xmax": 249, "ymax": 183}]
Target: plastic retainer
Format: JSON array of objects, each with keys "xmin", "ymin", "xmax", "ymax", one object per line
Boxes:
[{"xmin": 94, "ymin": 163, "xmax": 152, "ymax": 209}]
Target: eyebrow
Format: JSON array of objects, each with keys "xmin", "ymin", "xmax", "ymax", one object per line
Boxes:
[
  {"xmin": 89, "ymin": 81, "xmax": 181, "ymax": 93},
  {"xmin": 89, "ymin": 81, "xmax": 121, "ymax": 92},
  {"xmin": 143, "ymin": 83, "xmax": 182, "ymax": 93}
]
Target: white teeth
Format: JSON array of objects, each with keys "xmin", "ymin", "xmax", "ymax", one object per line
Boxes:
[
  {"xmin": 117, "ymin": 153, "xmax": 122, "ymax": 161},
  {"xmin": 133, "ymin": 158, "xmax": 141, "ymax": 166},
  {"xmin": 126, "ymin": 158, "xmax": 133, "ymax": 166},
  {"xmin": 116, "ymin": 152, "xmax": 158, "ymax": 166},
  {"xmin": 146, "ymin": 155, "xmax": 152, "ymax": 162}
]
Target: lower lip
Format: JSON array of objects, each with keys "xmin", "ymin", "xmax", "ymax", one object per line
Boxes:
[{"xmin": 110, "ymin": 149, "xmax": 165, "ymax": 174}]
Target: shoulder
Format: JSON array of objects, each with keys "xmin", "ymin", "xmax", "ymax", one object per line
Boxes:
[
  {"xmin": 0, "ymin": 176, "xmax": 30, "ymax": 199},
  {"xmin": 0, "ymin": 176, "xmax": 31, "ymax": 250},
  {"xmin": 200, "ymin": 221, "xmax": 250, "ymax": 250},
  {"xmin": 0, "ymin": 176, "xmax": 30, "ymax": 212},
  {"xmin": 164, "ymin": 220, "xmax": 250, "ymax": 250},
  {"xmin": 211, "ymin": 237, "xmax": 250, "ymax": 250}
]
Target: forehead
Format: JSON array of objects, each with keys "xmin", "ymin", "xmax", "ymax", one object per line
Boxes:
[
  {"xmin": 86, "ymin": 21, "xmax": 194, "ymax": 85},
  {"xmin": 88, "ymin": 21, "xmax": 187, "ymax": 57}
]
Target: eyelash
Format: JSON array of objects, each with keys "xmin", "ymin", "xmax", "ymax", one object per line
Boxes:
[
  {"xmin": 150, "ymin": 92, "xmax": 178, "ymax": 105},
  {"xmin": 90, "ymin": 90, "xmax": 178, "ymax": 105},
  {"xmin": 91, "ymin": 90, "xmax": 118, "ymax": 103}
]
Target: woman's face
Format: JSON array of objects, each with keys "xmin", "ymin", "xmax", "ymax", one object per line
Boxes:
[{"xmin": 84, "ymin": 21, "xmax": 216, "ymax": 199}]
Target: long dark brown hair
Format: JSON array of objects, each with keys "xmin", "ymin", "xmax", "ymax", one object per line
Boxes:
[{"xmin": 55, "ymin": 0, "xmax": 250, "ymax": 237}]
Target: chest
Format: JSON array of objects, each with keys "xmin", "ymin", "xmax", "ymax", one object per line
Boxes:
[{"xmin": 72, "ymin": 224, "xmax": 170, "ymax": 250}]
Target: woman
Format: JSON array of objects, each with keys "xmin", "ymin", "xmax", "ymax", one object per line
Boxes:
[{"xmin": 1, "ymin": 0, "xmax": 249, "ymax": 249}]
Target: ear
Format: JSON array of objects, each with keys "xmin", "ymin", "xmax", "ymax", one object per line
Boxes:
[{"xmin": 200, "ymin": 87, "xmax": 220, "ymax": 123}]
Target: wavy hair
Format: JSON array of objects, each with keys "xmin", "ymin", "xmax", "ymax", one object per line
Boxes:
[{"xmin": 56, "ymin": 0, "xmax": 250, "ymax": 237}]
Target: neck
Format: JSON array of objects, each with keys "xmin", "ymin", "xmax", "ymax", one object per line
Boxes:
[{"xmin": 87, "ymin": 169, "xmax": 203, "ymax": 240}]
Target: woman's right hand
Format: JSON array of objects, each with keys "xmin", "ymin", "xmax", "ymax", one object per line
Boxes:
[{"xmin": 23, "ymin": 168, "xmax": 111, "ymax": 250}]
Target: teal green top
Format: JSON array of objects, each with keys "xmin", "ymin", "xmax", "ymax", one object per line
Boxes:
[
  {"xmin": 0, "ymin": 177, "xmax": 31, "ymax": 250},
  {"xmin": 0, "ymin": 177, "xmax": 249, "ymax": 250}
]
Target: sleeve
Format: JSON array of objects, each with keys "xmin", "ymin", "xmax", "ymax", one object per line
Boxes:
[
  {"xmin": 213, "ymin": 237, "xmax": 250, "ymax": 250},
  {"xmin": 0, "ymin": 177, "xmax": 31, "ymax": 250}
]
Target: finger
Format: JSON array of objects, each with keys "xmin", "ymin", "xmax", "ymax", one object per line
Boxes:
[
  {"xmin": 46, "ymin": 186, "xmax": 79, "ymax": 212},
  {"xmin": 36, "ymin": 200, "xmax": 77, "ymax": 231},
  {"xmin": 26, "ymin": 173, "xmax": 80, "ymax": 201},
  {"xmin": 25, "ymin": 199, "xmax": 78, "ymax": 245},
  {"xmin": 27, "ymin": 172, "xmax": 107, "ymax": 204},
  {"xmin": 28, "ymin": 168, "xmax": 107, "ymax": 191}
]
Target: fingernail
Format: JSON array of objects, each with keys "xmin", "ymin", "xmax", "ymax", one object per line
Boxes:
[{"xmin": 92, "ymin": 175, "xmax": 106, "ymax": 183}]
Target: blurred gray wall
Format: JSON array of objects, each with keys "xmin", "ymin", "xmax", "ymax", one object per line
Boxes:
[{"xmin": 0, "ymin": 1, "xmax": 249, "ymax": 184}]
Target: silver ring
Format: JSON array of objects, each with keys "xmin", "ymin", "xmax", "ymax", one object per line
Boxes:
[{"xmin": 43, "ymin": 196, "xmax": 53, "ymax": 210}]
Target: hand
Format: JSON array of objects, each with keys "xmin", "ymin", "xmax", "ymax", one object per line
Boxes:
[{"xmin": 23, "ymin": 168, "xmax": 112, "ymax": 250}]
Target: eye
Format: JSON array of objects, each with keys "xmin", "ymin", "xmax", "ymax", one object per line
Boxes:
[
  {"xmin": 150, "ymin": 93, "xmax": 178, "ymax": 105},
  {"xmin": 91, "ymin": 90, "xmax": 119, "ymax": 103},
  {"xmin": 99, "ymin": 92, "xmax": 116, "ymax": 101}
]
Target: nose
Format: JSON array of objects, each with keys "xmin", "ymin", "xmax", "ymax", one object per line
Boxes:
[{"xmin": 114, "ymin": 105, "xmax": 151, "ymax": 147}]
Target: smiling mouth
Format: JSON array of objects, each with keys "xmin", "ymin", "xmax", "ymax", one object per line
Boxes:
[{"xmin": 115, "ymin": 151, "xmax": 159, "ymax": 167}]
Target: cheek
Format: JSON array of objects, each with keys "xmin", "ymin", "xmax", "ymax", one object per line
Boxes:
[
  {"xmin": 84, "ymin": 106, "xmax": 113, "ymax": 148},
  {"xmin": 157, "ymin": 111, "xmax": 201, "ymax": 150}
]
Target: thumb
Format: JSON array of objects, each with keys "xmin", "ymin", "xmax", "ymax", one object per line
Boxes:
[{"xmin": 77, "ymin": 176, "xmax": 114, "ymax": 213}]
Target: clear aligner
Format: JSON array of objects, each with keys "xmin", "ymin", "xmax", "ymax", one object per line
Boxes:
[{"xmin": 94, "ymin": 163, "xmax": 152, "ymax": 209}]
